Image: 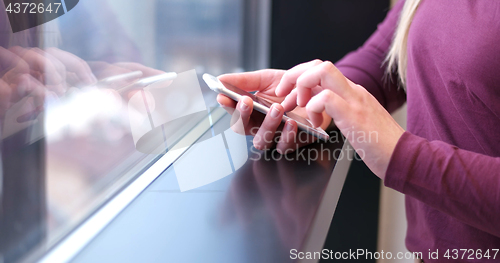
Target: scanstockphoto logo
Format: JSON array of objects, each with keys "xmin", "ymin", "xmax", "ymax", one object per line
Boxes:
[
  {"xmin": 3, "ymin": 0, "xmax": 79, "ymax": 32},
  {"xmin": 127, "ymin": 70, "xmax": 248, "ymax": 192}
]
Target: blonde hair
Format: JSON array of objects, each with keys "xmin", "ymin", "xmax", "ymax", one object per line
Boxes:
[{"xmin": 385, "ymin": 0, "xmax": 422, "ymax": 88}]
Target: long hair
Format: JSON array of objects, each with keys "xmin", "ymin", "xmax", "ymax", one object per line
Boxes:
[{"xmin": 385, "ymin": 0, "xmax": 422, "ymax": 88}]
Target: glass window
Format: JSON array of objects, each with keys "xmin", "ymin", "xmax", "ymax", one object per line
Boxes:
[{"xmin": 0, "ymin": 0, "xmax": 245, "ymax": 261}]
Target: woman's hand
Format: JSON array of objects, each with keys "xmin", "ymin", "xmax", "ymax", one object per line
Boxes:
[
  {"xmin": 0, "ymin": 47, "xmax": 99, "ymax": 120},
  {"xmin": 216, "ymin": 69, "xmax": 332, "ymax": 153},
  {"xmin": 275, "ymin": 59, "xmax": 405, "ymax": 179}
]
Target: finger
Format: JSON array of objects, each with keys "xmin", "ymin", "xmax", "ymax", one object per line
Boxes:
[
  {"xmin": 281, "ymin": 89, "xmax": 298, "ymax": 112},
  {"xmin": 15, "ymin": 74, "xmax": 43, "ymax": 96},
  {"xmin": 0, "ymin": 47, "xmax": 26, "ymax": 74},
  {"xmin": 32, "ymin": 48, "xmax": 67, "ymax": 86},
  {"xmin": 46, "ymin": 48, "xmax": 97, "ymax": 84},
  {"xmin": 275, "ymin": 59, "xmax": 323, "ymax": 97},
  {"xmin": 9, "ymin": 47, "xmax": 64, "ymax": 86},
  {"xmin": 276, "ymin": 119, "xmax": 298, "ymax": 154},
  {"xmin": 238, "ymin": 96, "xmax": 253, "ymax": 130},
  {"xmin": 0, "ymin": 79, "xmax": 12, "ymax": 114},
  {"xmin": 281, "ymin": 85, "xmax": 325, "ymax": 112},
  {"xmin": 45, "ymin": 83, "xmax": 67, "ymax": 96},
  {"xmin": 217, "ymin": 94, "xmax": 236, "ymax": 108},
  {"xmin": 230, "ymin": 96, "xmax": 254, "ymax": 135},
  {"xmin": 297, "ymin": 83, "xmax": 312, "ymax": 108},
  {"xmin": 17, "ymin": 104, "xmax": 44, "ymax": 123},
  {"xmin": 295, "ymin": 86, "xmax": 324, "ymax": 107},
  {"xmin": 253, "ymin": 103, "xmax": 283, "ymax": 150},
  {"xmin": 306, "ymin": 89, "xmax": 350, "ymax": 128},
  {"xmin": 217, "ymin": 94, "xmax": 236, "ymax": 116},
  {"xmin": 218, "ymin": 69, "xmax": 285, "ymax": 93},
  {"xmin": 296, "ymin": 61, "xmax": 355, "ymax": 106},
  {"xmin": 2, "ymin": 59, "xmax": 29, "ymax": 85},
  {"xmin": 65, "ymin": 72, "xmax": 80, "ymax": 85},
  {"xmin": 8, "ymin": 74, "xmax": 47, "ymax": 120}
]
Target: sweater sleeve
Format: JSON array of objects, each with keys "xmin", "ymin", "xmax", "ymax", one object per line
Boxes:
[
  {"xmin": 336, "ymin": 0, "xmax": 407, "ymax": 113},
  {"xmin": 386, "ymin": 132, "xmax": 500, "ymax": 237}
]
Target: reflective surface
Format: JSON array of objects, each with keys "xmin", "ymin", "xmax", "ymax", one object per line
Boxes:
[
  {"xmin": 0, "ymin": 0, "xmax": 243, "ymax": 262},
  {"xmin": 70, "ymin": 114, "xmax": 345, "ymax": 263}
]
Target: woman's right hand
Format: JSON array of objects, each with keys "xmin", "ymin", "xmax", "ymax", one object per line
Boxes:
[{"xmin": 217, "ymin": 69, "xmax": 332, "ymax": 154}]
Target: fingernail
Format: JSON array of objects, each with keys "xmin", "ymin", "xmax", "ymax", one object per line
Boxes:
[
  {"xmin": 270, "ymin": 106, "xmax": 280, "ymax": 118},
  {"xmin": 253, "ymin": 137, "xmax": 261, "ymax": 150},
  {"xmin": 286, "ymin": 121, "xmax": 294, "ymax": 131},
  {"xmin": 240, "ymin": 101, "xmax": 249, "ymax": 111}
]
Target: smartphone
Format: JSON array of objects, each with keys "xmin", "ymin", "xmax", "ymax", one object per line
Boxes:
[
  {"xmin": 203, "ymin": 73, "xmax": 330, "ymax": 142},
  {"xmin": 116, "ymin": 72, "xmax": 178, "ymax": 93}
]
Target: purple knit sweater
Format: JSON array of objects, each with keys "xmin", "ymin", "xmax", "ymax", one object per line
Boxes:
[{"xmin": 336, "ymin": 1, "xmax": 500, "ymax": 262}]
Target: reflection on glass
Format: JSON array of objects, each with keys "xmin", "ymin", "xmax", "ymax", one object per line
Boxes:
[
  {"xmin": 223, "ymin": 147, "xmax": 334, "ymax": 257},
  {"xmin": 0, "ymin": 0, "xmax": 243, "ymax": 261}
]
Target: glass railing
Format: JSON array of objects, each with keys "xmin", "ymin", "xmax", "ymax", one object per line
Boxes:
[{"xmin": 0, "ymin": 0, "xmax": 244, "ymax": 262}]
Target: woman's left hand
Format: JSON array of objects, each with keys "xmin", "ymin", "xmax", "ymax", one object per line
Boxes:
[{"xmin": 275, "ymin": 59, "xmax": 405, "ymax": 179}]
